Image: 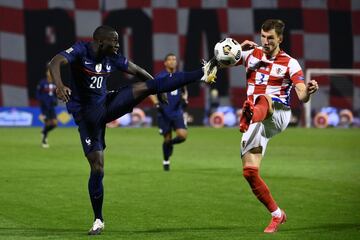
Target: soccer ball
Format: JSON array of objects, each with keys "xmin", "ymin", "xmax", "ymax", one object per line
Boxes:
[{"xmin": 214, "ymin": 38, "xmax": 242, "ymax": 66}]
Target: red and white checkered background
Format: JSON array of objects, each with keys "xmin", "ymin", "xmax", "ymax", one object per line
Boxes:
[{"xmin": 0, "ymin": 0, "xmax": 359, "ymax": 109}]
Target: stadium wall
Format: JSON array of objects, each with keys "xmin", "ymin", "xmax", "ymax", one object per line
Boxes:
[{"xmin": 0, "ymin": 0, "xmax": 359, "ymax": 113}]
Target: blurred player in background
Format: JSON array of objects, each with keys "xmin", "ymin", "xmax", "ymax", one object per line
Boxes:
[
  {"xmin": 36, "ymin": 69, "xmax": 57, "ymax": 148},
  {"xmin": 48, "ymin": 25, "xmax": 215, "ymax": 235},
  {"xmin": 206, "ymin": 19, "xmax": 319, "ymax": 233},
  {"xmin": 150, "ymin": 53, "xmax": 189, "ymax": 171}
]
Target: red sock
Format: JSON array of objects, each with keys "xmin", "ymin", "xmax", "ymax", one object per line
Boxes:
[
  {"xmin": 243, "ymin": 166, "xmax": 278, "ymax": 213},
  {"xmin": 252, "ymin": 96, "xmax": 269, "ymax": 122}
]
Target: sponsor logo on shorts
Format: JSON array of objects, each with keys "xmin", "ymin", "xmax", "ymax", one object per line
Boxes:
[{"xmin": 85, "ymin": 137, "xmax": 91, "ymax": 146}]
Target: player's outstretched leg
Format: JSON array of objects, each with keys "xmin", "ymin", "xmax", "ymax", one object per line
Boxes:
[
  {"xmin": 87, "ymin": 151, "xmax": 105, "ymax": 235},
  {"xmin": 105, "ymin": 67, "xmax": 216, "ymax": 124},
  {"xmin": 243, "ymin": 166, "xmax": 286, "ymax": 233},
  {"xmin": 145, "ymin": 69, "xmax": 203, "ymax": 95}
]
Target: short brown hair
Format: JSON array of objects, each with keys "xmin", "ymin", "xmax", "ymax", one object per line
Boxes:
[{"xmin": 261, "ymin": 19, "xmax": 285, "ymax": 36}]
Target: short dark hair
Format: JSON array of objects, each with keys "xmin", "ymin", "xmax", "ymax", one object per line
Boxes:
[
  {"xmin": 164, "ymin": 53, "xmax": 176, "ymax": 61},
  {"xmin": 261, "ymin": 19, "xmax": 285, "ymax": 36},
  {"xmin": 93, "ymin": 25, "xmax": 116, "ymax": 40}
]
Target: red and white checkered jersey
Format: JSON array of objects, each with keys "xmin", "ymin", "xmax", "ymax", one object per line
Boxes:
[{"xmin": 239, "ymin": 47, "xmax": 304, "ymax": 106}]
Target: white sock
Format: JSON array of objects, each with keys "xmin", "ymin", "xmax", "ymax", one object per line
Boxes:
[
  {"xmin": 163, "ymin": 160, "xmax": 170, "ymax": 165},
  {"xmin": 271, "ymin": 208, "xmax": 282, "ymax": 218}
]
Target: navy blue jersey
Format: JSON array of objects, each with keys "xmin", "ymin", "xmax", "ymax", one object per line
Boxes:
[
  {"xmin": 156, "ymin": 70, "xmax": 184, "ymax": 118},
  {"xmin": 36, "ymin": 78, "xmax": 57, "ymax": 107},
  {"xmin": 59, "ymin": 41, "xmax": 129, "ymax": 113}
]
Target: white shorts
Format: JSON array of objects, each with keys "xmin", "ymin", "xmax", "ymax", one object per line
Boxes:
[{"xmin": 240, "ymin": 101, "xmax": 291, "ymax": 157}]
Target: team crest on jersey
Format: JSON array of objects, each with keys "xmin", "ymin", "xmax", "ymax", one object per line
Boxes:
[
  {"xmin": 95, "ymin": 63, "xmax": 102, "ymax": 73},
  {"xmin": 106, "ymin": 64, "xmax": 111, "ymax": 72},
  {"xmin": 270, "ymin": 64, "xmax": 287, "ymax": 77}
]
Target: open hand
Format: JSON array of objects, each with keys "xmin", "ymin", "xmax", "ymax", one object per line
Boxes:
[
  {"xmin": 56, "ymin": 85, "xmax": 72, "ymax": 103},
  {"xmin": 241, "ymin": 40, "xmax": 258, "ymax": 51}
]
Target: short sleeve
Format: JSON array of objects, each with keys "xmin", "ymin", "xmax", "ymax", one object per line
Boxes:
[
  {"xmin": 289, "ymin": 58, "xmax": 304, "ymax": 85},
  {"xmin": 236, "ymin": 49, "xmax": 255, "ymax": 66},
  {"xmin": 59, "ymin": 42, "xmax": 86, "ymax": 63},
  {"xmin": 114, "ymin": 54, "xmax": 129, "ymax": 71}
]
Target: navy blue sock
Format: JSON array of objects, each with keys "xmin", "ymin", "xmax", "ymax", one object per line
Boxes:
[
  {"xmin": 146, "ymin": 69, "xmax": 203, "ymax": 94},
  {"xmin": 88, "ymin": 171, "xmax": 104, "ymax": 221},
  {"xmin": 171, "ymin": 136, "xmax": 185, "ymax": 145},
  {"xmin": 42, "ymin": 125, "xmax": 56, "ymax": 138},
  {"xmin": 162, "ymin": 142, "xmax": 173, "ymax": 160}
]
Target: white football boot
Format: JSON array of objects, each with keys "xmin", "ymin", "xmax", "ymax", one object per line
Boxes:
[
  {"xmin": 201, "ymin": 58, "xmax": 218, "ymax": 83},
  {"xmin": 41, "ymin": 133, "xmax": 49, "ymax": 148},
  {"xmin": 88, "ymin": 218, "xmax": 105, "ymax": 235}
]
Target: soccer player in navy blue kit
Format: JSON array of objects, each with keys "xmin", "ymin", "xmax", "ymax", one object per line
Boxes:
[
  {"xmin": 48, "ymin": 25, "xmax": 216, "ymax": 235},
  {"xmin": 36, "ymin": 69, "xmax": 57, "ymax": 148},
  {"xmin": 150, "ymin": 54, "xmax": 189, "ymax": 171}
]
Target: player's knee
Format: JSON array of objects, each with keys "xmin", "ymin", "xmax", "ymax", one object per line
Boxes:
[
  {"xmin": 176, "ymin": 130, "xmax": 187, "ymax": 141},
  {"xmin": 87, "ymin": 151, "xmax": 104, "ymax": 173}
]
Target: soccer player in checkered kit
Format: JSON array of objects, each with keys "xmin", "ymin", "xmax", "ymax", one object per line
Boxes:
[
  {"xmin": 48, "ymin": 25, "xmax": 216, "ymax": 235},
  {"xmin": 208, "ymin": 19, "xmax": 319, "ymax": 233}
]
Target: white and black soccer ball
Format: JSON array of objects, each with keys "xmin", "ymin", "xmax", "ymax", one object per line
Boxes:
[{"xmin": 214, "ymin": 38, "xmax": 242, "ymax": 66}]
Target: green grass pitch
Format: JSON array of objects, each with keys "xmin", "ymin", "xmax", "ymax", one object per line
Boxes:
[{"xmin": 0, "ymin": 127, "xmax": 359, "ymax": 240}]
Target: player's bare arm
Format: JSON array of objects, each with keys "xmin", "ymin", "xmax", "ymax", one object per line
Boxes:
[
  {"xmin": 126, "ymin": 61, "xmax": 154, "ymax": 81},
  {"xmin": 295, "ymin": 80, "xmax": 319, "ymax": 103},
  {"xmin": 48, "ymin": 54, "xmax": 72, "ymax": 102}
]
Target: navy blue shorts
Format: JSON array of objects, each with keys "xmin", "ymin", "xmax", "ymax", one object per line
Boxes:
[
  {"xmin": 73, "ymin": 86, "xmax": 137, "ymax": 156},
  {"xmin": 40, "ymin": 104, "xmax": 56, "ymax": 120},
  {"xmin": 157, "ymin": 113, "xmax": 186, "ymax": 135}
]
